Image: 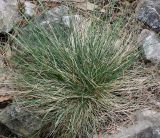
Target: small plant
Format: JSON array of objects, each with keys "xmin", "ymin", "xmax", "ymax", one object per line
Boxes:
[{"xmin": 12, "ymin": 19, "xmax": 138, "ymax": 138}]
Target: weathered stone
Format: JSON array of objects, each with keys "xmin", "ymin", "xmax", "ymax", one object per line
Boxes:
[
  {"xmin": 0, "ymin": 122, "xmax": 19, "ymax": 138},
  {"xmin": 93, "ymin": 111, "xmax": 160, "ymax": 138},
  {"xmin": 62, "ymin": 15, "xmax": 82, "ymax": 27},
  {"xmin": 136, "ymin": 109, "xmax": 157, "ymax": 121},
  {"xmin": 35, "ymin": 5, "xmax": 69, "ymax": 26},
  {"xmin": 62, "ymin": 15, "xmax": 90, "ymax": 31},
  {"xmin": 138, "ymin": 29, "xmax": 160, "ymax": 64},
  {"xmin": 136, "ymin": 0, "xmax": 160, "ymax": 32},
  {"xmin": 0, "ymin": 0, "xmax": 20, "ymax": 33},
  {"xmin": 0, "ymin": 106, "xmax": 41, "ymax": 137},
  {"xmin": 34, "ymin": 5, "xmax": 89, "ymax": 34},
  {"xmin": 42, "ymin": 0, "xmax": 62, "ymax": 2},
  {"xmin": 136, "ymin": 110, "xmax": 160, "ymax": 138},
  {"xmin": 24, "ymin": 1, "xmax": 36, "ymax": 17},
  {"xmin": 93, "ymin": 120, "xmax": 153, "ymax": 138},
  {"xmin": 152, "ymin": 127, "xmax": 160, "ymax": 138}
]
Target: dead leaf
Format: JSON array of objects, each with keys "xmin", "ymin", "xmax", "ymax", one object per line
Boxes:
[
  {"xmin": 5, "ymin": 44, "xmax": 12, "ymax": 61},
  {"xmin": 43, "ymin": 1, "xmax": 61, "ymax": 8},
  {"xmin": 0, "ymin": 95, "xmax": 12, "ymax": 103},
  {"xmin": 3, "ymin": 44, "xmax": 12, "ymax": 67},
  {"xmin": 0, "ymin": 55, "xmax": 4, "ymax": 69},
  {"xmin": 42, "ymin": 0, "xmax": 86, "ymax": 2},
  {"xmin": 0, "ymin": 95, "xmax": 12, "ymax": 108},
  {"xmin": 69, "ymin": 0, "xmax": 86, "ymax": 2},
  {"xmin": 75, "ymin": 2, "xmax": 98, "ymax": 11}
]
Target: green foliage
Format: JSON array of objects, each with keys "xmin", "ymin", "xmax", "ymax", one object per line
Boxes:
[{"xmin": 12, "ymin": 19, "xmax": 138, "ymax": 138}]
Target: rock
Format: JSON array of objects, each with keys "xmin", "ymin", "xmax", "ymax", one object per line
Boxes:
[
  {"xmin": 0, "ymin": 0, "xmax": 20, "ymax": 33},
  {"xmin": 24, "ymin": 1, "xmax": 36, "ymax": 17},
  {"xmin": 62, "ymin": 15, "xmax": 90, "ymax": 29},
  {"xmin": 136, "ymin": 110, "xmax": 160, "ymax": 138},
  {"xmin": 42, "ymin": 0, "xmax": 62, "ymax": 2},
  {"xmin": 136, "ymin": 109, "xmax": 157, "ymax": 121},
  {"xmin": 137, "ymin": 110, "xmax": 160, "ymax": 126},
  {"xmin": 0, "ymin": 122, "xmax": 19, "ymax": 137},
  {"xmin": 64, "ymin": 15, "xmax": 91, "ymax": 38},
  {"xmin": 35, "ymin": 5, "xmax": 69, "ymax": 26},
  {"xmin": 93, "ymin": 120, "xmax": 153, "ymax": 138},
  {"xmin": 136, "ymin": 0, "xmax": 160, "ymax": 32},
  {"xmin": 62, "ymin": 15, "xmax": 82, "ymax": 27},
  {"xmin": 138, "ymin": 29, "xmax": 160, "ymax": 64},
  {"xmin": 35, "ymin": 5, "xmax": 89, "ymax": 33},
  {"xmin": 152, "ymin": 127, "xmax": 160, "ymax": 138},
  {"xmin": 0, "ymin": 106, "xmax": 41, "ymax": 137},
  {"xmin": 93, "ymin": 111, "xmax": 160, "ymax": 138}
]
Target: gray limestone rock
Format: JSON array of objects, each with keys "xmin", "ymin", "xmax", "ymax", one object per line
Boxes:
[
  {"xmin": 0, "ymin": 106, "xmax": 41, "ymax": 137},
  {"xmin": 138, "ymin": 29, "xmax": 160, "ymax": 64},
  {"xmin": 136, "ymin": 0, "xmax": 160, "ymax": 32},
  {"xmin": 35, "ymin": 5, "xmax": 69, "ymax": 26},
  {"xmin": 24, "ymin": 1, "xmax": 36, "ymax": 17},
  {"xmin": 0, "ymin": 0, "xmax": 20, "ymax": 33}
]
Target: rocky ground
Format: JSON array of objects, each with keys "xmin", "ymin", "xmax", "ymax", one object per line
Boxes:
[{"xmin": 0, "ymin": 0, "xmax": 160, "ymax": 138}]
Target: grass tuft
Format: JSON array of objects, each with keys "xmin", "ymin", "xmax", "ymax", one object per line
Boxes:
[{"xmin": 11, "ymin": 18, "xmax": 138, "ymax": 138}]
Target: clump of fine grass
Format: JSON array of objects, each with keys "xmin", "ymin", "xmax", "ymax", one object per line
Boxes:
[{"xmin": 11, "ymin": 18, "xmax": 138, "ymax": 138}]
